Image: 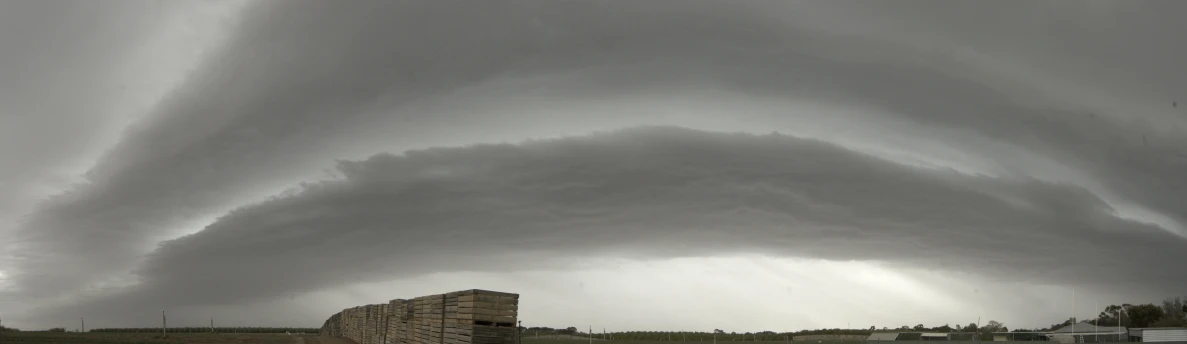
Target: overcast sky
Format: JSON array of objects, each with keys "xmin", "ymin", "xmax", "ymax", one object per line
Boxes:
[{"xmin": 2, "ymin": 0, "xmax": 1186, "ymax": 332}]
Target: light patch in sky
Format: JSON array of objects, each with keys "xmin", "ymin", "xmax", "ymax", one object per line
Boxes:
[
  {"xmin": 322, "ymin": 256, "xmax": 1069, "ymax": 332},
  {"xmin": 109, "ymin": 0, "xmax": 249, "ymax": 123}
]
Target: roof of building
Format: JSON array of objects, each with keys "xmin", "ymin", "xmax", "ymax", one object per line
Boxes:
[
  {"xmin": 920, "ymin": 333, "xmax": 948, "ymax": 338},
  {"xmin": 1049, "ymin": 323, "xmax": 1127, "ymax": 334},
  {"xmin": 867, "ymin": 333, "xmax": 900, "ymax": 341}
]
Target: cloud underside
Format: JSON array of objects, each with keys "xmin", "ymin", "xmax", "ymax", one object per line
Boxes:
[
  {"xmin": 52, "ymin": 127, "xmax": 1169, "ymax": 315},
  {"xmin": 11, "ymin": 0, "xmax": 1187, "ymax": 298},
  {"xmin": 7, "ymin": 0, "xmax": 1187, "ymax": 327}
]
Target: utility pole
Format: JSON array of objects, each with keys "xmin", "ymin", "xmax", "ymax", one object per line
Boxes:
[
  {"xmin": 211, "ymin": 317, "xmax": 214, "ymax": 333},
  {"xmin": 81, "ymin": 318, "xmax": 84, "ymax": 333},
  {"xmin": 162, "ymin": 311, "xmax": 167, "ymax": 338},
  {"xmin": 976, "ymin": 317, "xmax": 980, "ymax": 344},
  {"xmin": 589, "ymin": 326, "xmax": 593, "ymax": 344}
]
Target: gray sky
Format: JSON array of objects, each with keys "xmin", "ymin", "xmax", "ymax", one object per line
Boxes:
[{"xmin": 1, "ymin": 0, "xmax": 1185, "ymax": 332}]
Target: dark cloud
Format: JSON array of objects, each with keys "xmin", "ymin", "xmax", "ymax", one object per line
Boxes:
[
  {"xmin": 7, "ymin": 0, "xmax": 798, "ymax": 297},
  {"xmin": 27, "ymin": 127, "xmax": 1185, "ymax": 324},
  {"xmin": 0, "ymin": 1, "xmax": 162, "ymax": 228},
  {"xmin": 5, "ymin": 0, "xmax": 1187, "ymax": 329}
]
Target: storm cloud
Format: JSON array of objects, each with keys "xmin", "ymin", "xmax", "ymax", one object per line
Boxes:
[
  {"xmin": 139, "ymin": 126, "xmax": 1187, "ymax": 294},
  {"xmin": 23, "ymin": 126, "xmax": 1187, "ymax": 326},
  {"xmin": 2, "ymin": 0, "xmax": 1185, "ymax": 330}
]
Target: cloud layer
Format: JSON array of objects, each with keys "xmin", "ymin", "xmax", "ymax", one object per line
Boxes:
[
  {"xmin": 3, "ymin": 0, "xmax": 1186, "ymax": 330},
  {"xmin": 26, "ymin": 127, "xmax": 1187, "ymax": 326}
]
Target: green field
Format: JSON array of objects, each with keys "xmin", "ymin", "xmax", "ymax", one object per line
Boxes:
[
  {"xmin": 521, "ymin": 339, "xmax": 865, "ymax": 344},
  {"xmin": 0, "ymin": 332, "xmax": 298, "ymax": 344}
]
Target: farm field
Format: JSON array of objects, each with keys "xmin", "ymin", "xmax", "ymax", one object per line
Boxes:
[
  {"xmin": 0, "ymin": 332, "xmax": 870, "ymax": 344},
  {"xmin": 522, "ymin": 339, "xmax": 865, "ymax": 344},
  {"xmin": 0, "ymin": 332, "xmax": 345, "ymax": 344}
]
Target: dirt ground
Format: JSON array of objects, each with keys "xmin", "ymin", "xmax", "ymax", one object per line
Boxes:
[{"xmin": 0, "ymin": 332, "xmax": 343, "ymax": 344}]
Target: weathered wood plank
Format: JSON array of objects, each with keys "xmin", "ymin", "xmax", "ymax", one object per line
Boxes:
[
  {"xmin": 454, "ymin": 290, "xmax": 519, "ymax": 298},
  {"xmin": 456, "ymin": 313, "xmax": 516, "ymax": 322},
  {"xmin": 457, "ymin": 295, "xmax": 519, "ymax": 304},
  {"xmin": 456, "ymin": 308, "xmax": 516, "ymax": 316},
  {"xmin": 457, "ymin": 301, "xmax": 518, "ymax": 309}
]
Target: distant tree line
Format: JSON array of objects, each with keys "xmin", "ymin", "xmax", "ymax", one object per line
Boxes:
[
  {"xmin": 0, "ymin": 325, "xmax": 20, "ymax": 332},
  {"xmin": 1078, "ymin": 297, "xmax": 1187, "ymax": 329},
  {"xmin": 88, "ymin": 327, "xmax": 318, "ymax": 333},
  {"xmin": 522, "ymin": 327, "xmax": 884, "ymax": 341},
  {"xmin": 524, "ymin": 297, "xmax": 1187, "ymax": 342}
]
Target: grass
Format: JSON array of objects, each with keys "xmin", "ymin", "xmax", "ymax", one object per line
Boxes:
[
  {"xmin": 521, "ymin": 339, "xmax": 866, "ymax": 344},
  {"xmin": 0, "ymin": 332, "xmax": 299, "ymax": 344}
]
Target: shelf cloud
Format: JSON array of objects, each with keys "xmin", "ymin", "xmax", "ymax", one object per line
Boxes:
[{"xmin": 2, "ymin": 0, "xmax": 1184, "ymax": 330}]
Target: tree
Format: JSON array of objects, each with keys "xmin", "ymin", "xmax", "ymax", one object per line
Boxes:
[
  {"xmin": 983, "ymin": 321, "xmax": 1005, "ymax": 333},
  {"xmin": 1151, "ymin": 317, "xmax": 1187, "ymax": 328},
  {"xmin": 961, "ymin": 323, "xmax": 978, "ymax": 333},
  {"xmin": 1096, "ymin": 305, "xmax": 1131, "ymax": 327},
  {"xmin": 1161, "ymin": 297, "xmax": 1186, "ymax": 321},
  {"xmin": 560, "ymin": 327, "xmax": 578, "ymax": 335},
  {"xmin": 48, "ymin": 328, "xmax": 66, "ymax": 332},
  {"xmin": 1127, "ymin": 304, "xmax": 1165, "ymax": 328},
  {"xmin": 913, "ymin": 324, "xmax": 926, "ymax": 331},
  {"xmin": 869, "ymin": 326, "xmax": 876, "ymax": 331}
]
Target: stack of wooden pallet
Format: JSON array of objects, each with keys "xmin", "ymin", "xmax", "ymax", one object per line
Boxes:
[
  {"xmin": 363, "ymin": 306, "xmax": 373, "ymax": 344},
  {"xmin": 413, "ymin": 293, "xmax": 446, "ymax": 344},
  {"xmin": 447, "ymin": 290, "xmax": 518, "ymax": 344},
  {"xmin": 321, "ymin": 289, "xmax": 518, "ymax": 344},
  {"xmin": 386, "ymin": 299, "xmax": 409, "ymax": 344},
  {"xmin": 342, "ymin": 306, "xmax": 360, "ymax": 344},
  {"xmin": 355, "ymin": 306, "xmax": 367, "ymax": 344},
  {"xmin": 372, "ymin": 304, "xmax": 387, "ymax": 344}
]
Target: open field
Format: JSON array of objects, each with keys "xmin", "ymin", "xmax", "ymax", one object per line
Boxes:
[
  {"xmin": 0, "ymin": 332, "xmax": 351, "ymax": 344},
  {"xmin": 521, "ymin": 339, "xmax": 866, "ymax": 344}
]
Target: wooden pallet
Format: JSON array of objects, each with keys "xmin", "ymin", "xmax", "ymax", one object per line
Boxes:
[{"xmin": 327, "ymin": 289, "xmax": 519, "ymax": 344}]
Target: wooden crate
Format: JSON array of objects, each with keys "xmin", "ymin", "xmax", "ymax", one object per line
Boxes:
[{"xmin": 326, "ymin": 289, "xmax": 519, "ymax": 344}]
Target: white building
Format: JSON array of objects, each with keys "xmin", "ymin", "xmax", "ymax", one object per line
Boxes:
[{"xmin": 1129, "ymin": 328, "xmax": 1187, "ymax": 342}]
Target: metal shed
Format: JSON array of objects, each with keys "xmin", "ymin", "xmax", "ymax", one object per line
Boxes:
[{"xmin": 1131, "ymin": 328, "xmax": 1187, "ymax": 342}]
